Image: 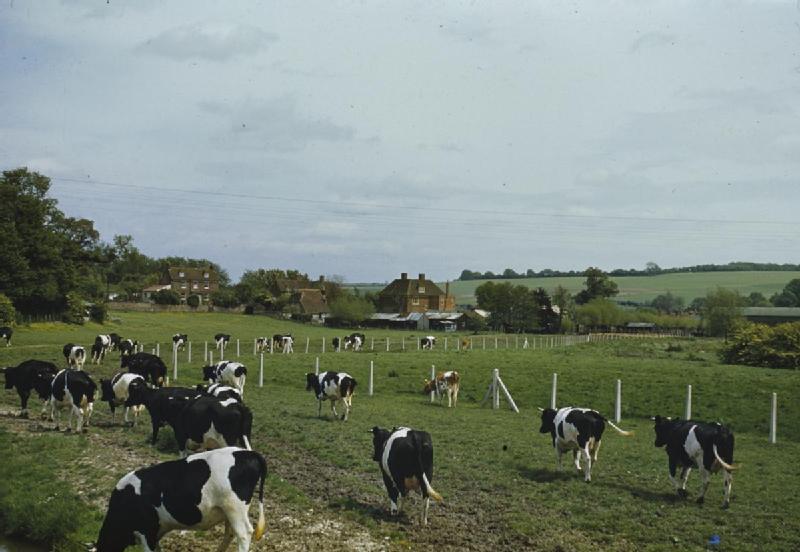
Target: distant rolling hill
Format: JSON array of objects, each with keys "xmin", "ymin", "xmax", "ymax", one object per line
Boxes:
[{"xmin": 351, "ymin": 271, "xmax": 800, "ymax": 306}]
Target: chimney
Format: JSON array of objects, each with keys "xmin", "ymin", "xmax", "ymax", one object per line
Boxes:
[
  {"xmin": 418, "ymin": 273, "xmax": 425, "ymax": 281},
  {"xmin": 319, "ymin": 275, "xmax": 325, "ymax": 283},
  {"xmin": 401, "ymin": 272, "xmax": 408, "ymax": 280},
  {"xmin": 445, "ymin": 280, "xmax": 450, "ymax": 297}
]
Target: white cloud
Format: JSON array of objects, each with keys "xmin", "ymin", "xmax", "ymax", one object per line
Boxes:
[{"xmin": 139, "ymin": 22, "xmax": 277, "ymax": 61}]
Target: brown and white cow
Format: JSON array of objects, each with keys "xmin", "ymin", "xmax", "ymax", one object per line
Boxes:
[{"xmin": 423, "ymin": 371, "xmax": 460, "ymax": 408}]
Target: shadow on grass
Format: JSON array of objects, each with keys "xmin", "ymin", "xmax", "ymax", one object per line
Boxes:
[
  {"xmin": 330, "ymin": 497, "xmax": 410, "ymax": 524},
  {"xmin": 595, "ymin": 479, "xmax": 680, "ymax": 504},
  {"xmin": 517, "ymin": 465, "xmax": 573, "ymax": 483}
]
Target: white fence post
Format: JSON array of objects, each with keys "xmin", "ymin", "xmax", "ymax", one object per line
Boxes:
[
  {"xmin": 156, "ymin": 342, "xmax": 160, "ymax": 357},
  {"xmin": 369, "ymin": 360, "xmax": 374, "ymax": 397},
  {"xmin": 322, "ymin": 338, "xmax": 326, "ymax": 354},
  {"xmin": 386, "ymin": 338, "xmax": 390, "ymax": 352},
  {"xmin": 204, "ymin": 341, "xmax": 208, "ymax": 362},
  {"xmin": 315, "ymin": 356, "xmax": 320, "ymax": 375},
  {"xmin": 430, "ymin": 365, "xmax": 436, "ymax": 403},
  {"xmin": 417, "ymin": 338, "xmax": 421, "ymax": 350},
  {"xmin": 236, "ymin": 339, "xmax": 240, "ymax": 358},
  {"xmin": 493, "ymin": 368, "xmax": 500, "ymax": 409},
  {"xmin": 402, "ymin": 337, "xmax": 405, "ymax": 350},
  {"xmin": 172, "ymin": 345, "xmax": 178, "ymax": 382},
  {"xmin": 188, "ymin": 341, "xmax": 192, "ymax": 364},
  {"xmin": 305, "ymin": 337, "xmax": 310, "ymax": 354},
  {"xmin": 483, "ymin": 336, "xmax": 486, "ymax": 350},
  {"xmin": 497, "ymin": 374, "xmax": 519, "ymax": 413},
  {"xmin": 151, "ymin": 347, "xmax": 156, "ymax": 355},
  {"xmin": 685, "ymin": 384, "xmax": 692, "ymax": 420},
  {"xmin": 269, "ymin": 339, "xmax": 273, "ymax": 355},
  {"xmin": 444, "ymin": 337, "xmax": 448, "ymax": 351},
  {"xmin": 770, "ymin": 392, "xmax": 777, "ymax": 444},
  {"xmin": 495, "ymin": 337, "xmax": 498, "ymax": 349},
  {"xmin": 615, "ymin": 379, "xmax": 622, "ymax": 423},
  {"xmin": 259, "ymin": 353, "xmax": 264, "ymax": 387},
  {"xmin": 551, "ymin": 373, "xmax": 558, "ymax": 409},
  {"xmin": 209, "ymin": 351, "xmax": 214, "ymax": 365},
  {"xmin": 253, "ymin": 338, "xmax": 257, "ymax": 355}
]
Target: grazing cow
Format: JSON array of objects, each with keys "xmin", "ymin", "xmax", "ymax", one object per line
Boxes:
[
  {"xmin": 202, "ymin": 361, "xmax": 247, "ymax": 397},
  {"xmin": 99, "ymin": 373, "xmax": 147, "ymax": 426},
  {"xmin": 423, "ymin": 371, "xmax": 460, "ymax": 408},
  {"xmin": 48, "ymin": 369, "xmax": 97, "ymax": 433},
  {"xmin": 539, "ymin": 407, "xmax": 633, "ymax": 482},
  {"xmin": 272, "ymin": 334, "xmax": 291, "ymax": 351},
  {"xmin": 305, "ymin": 371, "xmax": 356, "ymax": 421},
  {"xmin": 91, "ymin": 341, "xmax": 107, "ymax": 365},
  {"xmin": 118, "ymin": 338, "xmax": 138, "ymax": 357},
  {"xmin": 63, "ymin": 343, "xmax": 87, "ymax": 370},
  {"xmin": 332, "ymin": 337, "xmax": 341, "ymax": 352},
  {"xmin": 2, "ymin": 359, "xmax": 57, "ymax": 417},
  {"xmin": 421, "ymin": 336, "xmax": 436, "ymax": 350},
  {"xmin": 370, "ymin": 426, "xmax": 443, "ymax": 525},
  {"xmin": 108, "ymin": 333, "xmax": 122, "ymax": 351},
  {"xmin": 172, "ymin": 333, "xmax": 188, "ymax": 351},
  {"xmin": 121, "ymin": 352, "xmax": 167, "ymax": 387},
  {"xmin": 197, "ymin": 383, "xmax": 243, "ymax": 403},
  {"xmin": 0, "ymin": 326, "xmax": 12, "ymax": 346},
  {"xmin": 96, "ymin": 334, "xmax": 112, "ymax": 351},
  {"xmin": 653, "ymin": 415, "xmax": 737, "ymax": 508},
  {"xmin": 95, "ymin": 447, "xmax": 267, "ymax": 552},
  {"xmin": 174, "ymin": 395, "xmax": 253, "ymax": 457},
  {"xmin": 281, "ymin": 335, "xmax": 294, "ymax": 354},
  {"xmin": 344, "ymin": 333, "xmax": 365, "ymax": 351},
  {"xmin": 128, "ymin": 385, "xmax": 197, "ymax": 445},
  {"xmin": 255, "ymin": 337, "xmax": 270, "ymax": 353},
  {"xmin": 215, "ymin": 333, "xmax": 231, "ymax": 350}
]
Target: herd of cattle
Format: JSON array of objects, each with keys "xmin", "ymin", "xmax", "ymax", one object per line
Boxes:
[{"xmin": 0, "ymin": 330, "xmax": 738, "ymax": 551}]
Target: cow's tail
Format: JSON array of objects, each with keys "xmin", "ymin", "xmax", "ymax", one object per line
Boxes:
[
  {"xmin": 605, "ymin": 419, "xmax": 634, "ymax": 437},
  {"xmin": 240, "ymin": 405, "xmax": 253, "ymax": 450},
  {"xmin": 252, "ymin": 451, "xmax": 268, "ymax": 541},
  {"xmin": 713, "ymin": 430, "xmax": 738, "ymax": 471},
  {"xmin": 414, "ymin": 433, "xmax": 442, "ymax": 503}
]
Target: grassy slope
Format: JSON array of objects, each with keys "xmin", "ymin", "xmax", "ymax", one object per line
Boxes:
[{"xmin": 2, "ymin": 313, "xmax": 799, "ymax": 551}]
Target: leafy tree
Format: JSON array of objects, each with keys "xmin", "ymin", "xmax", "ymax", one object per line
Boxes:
[
  {"xmin": 575, "ymin": 299, "xmax": 623, "ymax": 329},
  {"xmin": 0, "ymin": 293, "xmax": 16, "ymax": 325},
  {"xmin": 746, "ymin": 292, "xmax": 770, "ymax": 307},
  {"xmin": 210, "ymin": 288, "xmax": 239, "ymax": 308},
  {"xmin": 721, "ymin": 322, "xmax": 800, "ymax": 369},
  {"xmin": 502, "ymin": 268, "xmax": 519, "ymax": 279},
  {"xmin": 186, "ymin": 295, "xmax": 201, "ymax": 308},
  {"xmin": 329, "ymin": 294, "xmax": 375, "ymax": 325},
  {"xmin": 650, "ymin": 292, "xmax": 685, "ymax": 314},
  {"xmin": 702, "ymin": 287, "xmax": 744, "ymax": 339},
  {"xmin": 575, "ymin": 267, "xmax": 619, "ymax": 304},
  {"xmin": 475, "ymin": 281, "xmax": 552, "ymax": 332},
  {"xmin": 645, "ymin": 261, "xmax": 661, "ymax": 274},
  {"xmin": 152, "ymin": 289, "xmax": 181, "ymax": 305},
  {"xmin": 770, "ymin": 279, "xmax": 800, "ymax": 307},
  {"xmin": 62, "ymin": 292, "xmax": 86, "ymax": 324},
  {"xmin": 89, "ymin": 303, "xmax": 108, "ymax": 324},
  {"xmin": 552, "ymin": 285, "xmax": 574, "ymax": 332}
]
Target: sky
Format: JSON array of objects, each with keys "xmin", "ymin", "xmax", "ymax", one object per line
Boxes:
[{"xmin": 2, "ymin": 0, "xmax": 799, "ymax": 283}]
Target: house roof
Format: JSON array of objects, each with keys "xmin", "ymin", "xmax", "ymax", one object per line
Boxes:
[
  {"xmin": 297, "ymin": 289, "xmax": 329, "ymax": 314},
  {"xmin": 378, "ymin": 275, "xmax": 446, "ymax": 298},
  {"xmin": 369, "ymin": 312, "xmax": 424, "ymax": 322},
  {"xmin": 742, "ymin": 307, "xmax": 800, "ymax": 318},
  {"xmin": 423, "ymin": 312, "xmax": 464, "ymax": 321},
  {"xmin": 167, "ymin": 267, "xmax": 218, "ymax": 282},
  {"xmin": 143, "ymin": 284, "xmax": 172, "ymax": 292}
]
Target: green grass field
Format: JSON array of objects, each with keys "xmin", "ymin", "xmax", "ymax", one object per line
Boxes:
[
  {"xmin": 2, "ymin": 312, "xmax": 799, "ymax": 551},
  {"xmin": 353, "ymin": 271, "xmax": 800, "ymax": 305}
]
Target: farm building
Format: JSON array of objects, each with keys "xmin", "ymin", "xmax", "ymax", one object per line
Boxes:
[
  {"xmin": 375, "ymin": 272, "xmax": 456, "ymax": 315},
  {"xmin": 141, "ymin": 284, "xmax": 172, "ymax": 301},
  {"xmin": 365, "ymin": 311, "xmax": 467, "ymax": 330},
  {"xmin": 742, "ymin": 307, "xmax": 800, "ymax": 325},
  {"xmin": 150, "ymin": 266, "xmax": 220, "ymax": 303},
  {"xmin": 292, "ymin": 288, "xmax": 330, "ymax": 323}
]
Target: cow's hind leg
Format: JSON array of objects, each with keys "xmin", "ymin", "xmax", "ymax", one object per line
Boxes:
[
  {"xmin": 554, "ymin": 446, "xmax": 564, "ymax": 471},
  {"xmin": 382, "ymin": 473, "xmax": 401, "ymax": 516},
  {"xmin": 696, "ymin": 467, "xmax": 711, "ymax": 505},
  {"xmin": 582, "ymin": 445, "xmax": 593, "ymax": 482},
  {"xmin": 422, "ymin": 496, "xmax": 431, "ymax": 525},
  {"xmin": 592, "ymin": 439, "xmax": 602, "ymax": 462},
  {"xmin": 722, "ymin": 469, "xmax": 733, "ymax": 509},
  {"xmin": 679, "ymin": 466, "xmax": 692, "ymax": 495},
  {"xmin": 216, "ymin": 521, "xmax": 234, "ymax": 552},
  {"xmin": 572, "ymin": 449, "xmax": 581, "ymax": 472},
  {"xmin": 668, "ymin": 459, "xmax": 687, "ymax": 497},
  {"xmin": 72, "ymin": 404, "xmax": 84, "ymax": 433}
]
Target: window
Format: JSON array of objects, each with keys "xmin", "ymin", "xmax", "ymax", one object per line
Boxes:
[
  {"xmin": 180, "ymin": 283, "xmax": 187, "ymax": 289},
  {"xmin": 192, "ymin": 283, "xmax": 198, "ymax": 289},
  {"xmin": 418, "ymin": 286, "xmax": 425, "ymax": 293},
  {"xmin": 179, "ymin": 271, "xmax": 185, "ymax": 278},
  {"xmin": 411, "ymin": 297, "xmax": 420, "ymax": 306},
  {"xmin": 204, "ymin": 272, "xmax": 209, "ymax": 279},
  {"xmin": 204, "ymin": 284, "xmax": 209, "ymax": 290}
]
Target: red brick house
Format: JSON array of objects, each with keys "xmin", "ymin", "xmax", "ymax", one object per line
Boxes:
[
  {"xmin": 163, "ymin": 266, "xmax": 220, "ymax": 303},
  {"xmin": 375, "ymin": 273, "xmax": 455, "ymax": 315}
]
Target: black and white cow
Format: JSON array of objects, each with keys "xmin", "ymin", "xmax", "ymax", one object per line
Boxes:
[
  {"xmin": 100, "ymin": 373, "xmax": 147, "ymax": 426},
  {"xmin": 331, "ymin": 337, "xmax": 341, "ymax": 352},
  {"xmin": 202, "ymin": 361, "xmax": 247, "ymax": 397},
  {"xmin": 48, "ymin": 368, "xmax": 97, "ymax": 433},
  {"xmin": 255, "ymin": 337, "xmax": 270, "ymax": 353},
  {"xmin": 121, "ymin": 352, "xmax": 167, "ymax": 387},
  {"xmin": 96, "ymin": 334, "xmax": 113, "ymax": 354},
  {"xmin": 653, "ymin": 416, "xmax": 737, "ymax": 508},
  {"xmin": 172, "ymin": 333, "xmax": 188, "ymax": 351},
  {"xmin": 2, "ymin": 359, "xmax": 57, "ymax": 417},
  {"xmin": 215, "ymin": 333, "xmax": 231, "ymax": 351},
  {"xmin": 196, "ymin": 383, "xmax": 243, "ymax": 403},
  {"xmin": 370, "ymin": 426, "xmax": 443, "ymax": 525},
  {"xmin": 280, "ymin": 335, "xmax": 294, "ymax": 354},
  {"xmin": 174, "ymin": 395, "xmax": 253, "ymax": 457},
  {"xmin": 344, "ymin": 333, "xmax": 365, "ymax": 351},
  {"xmin": 305, "ymin": 371, "xmax": 356, "ymax": 421},
  {"xmin": 95, "ymin": 447, "xmax": 267, "ymax": 552},
  {"xmin": 421, "ymin": 336, "xmax": 436, "ymax": 350},
  {"xmin": 128, "ymin": 385, "xmax": 197, "ymax": 445},
  {"xmin": 118, "ymin": 338, "xmax": 138, "ymax": 357},
  {"xmin": 91, "ymin": 340, "xmax": 107, "ymax": 365},
  {"xmin": 62, "ymin": 343, "xmax": 87, "ymax": 370},
  {"xmin": 272, "ymin": 334, "xmax": 290, "ymax": 351},
  {"xmin": 0, "ymin": 326, "xmax": 12, "ymax": 346},
  {"xmin": 539, "ymin": 406, "xmax": 633, "ymax": 482}
]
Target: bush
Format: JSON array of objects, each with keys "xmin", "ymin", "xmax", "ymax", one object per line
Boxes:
[
  {"xmin": 153, "ymin": 289, "xmax": 181, "ymax": 305},
  {"xmin": 211, "ymin": 288, "xmax": 240, "ymax": 308},
  {"xmin": 186, "ymin": 294, "xmax": 201, "ymax": 308},
  {"xmin": 0, "ymin": 293, "xmax": 15, "ymax": 326},
  {"xmin": 88, "ymin": 303, "xmax": 107, "ymax": 324},
  {"xmin": 721, "ymin": 322, "xmax": 800, "ymax": 369},
  {"xmin": 329, "ymin": 294, "xmax": 375, "ymax": 325},
  {"xmin": 62, "ymin": 292, "xmax": 85, "ymax": 325}
]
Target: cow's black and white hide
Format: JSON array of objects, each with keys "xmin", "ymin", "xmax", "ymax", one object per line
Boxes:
[
  {"xmin": 100, "ymin": 373, "xmax": 147, "ymax": 426},
  {"xmin": 255, "ymin": 337, "xmax": 270, "ymax": 353},
  {"xmin": 129, "ymin": 385, "xmax": 197, "ymax": 445},
  {"xmin": 49, "ymin": 368, "xmax": 97, "ymax": 432},
  {"xmin": 344, "ymin": 333, "xmax": 365, "ymax": 351},
  {"xmin": 108, "ymin": 333, "xmax": 121, "ymax": 351},
  {"xmin": 62, "ymin": 343, "xmax": 86, "ymax": 370},
  {"xmin": 118, "ymin": 338, "xmax": 138, "ymax": 357},
  {"xmin": 305, "ymin": 371, "xmax": 356, "ymax": 421},
  {"xmin": 121, "ymin": 352, "xmax": 167, "ymax": 387},
  {"xmin": 331, "ymin": 337, "xmax": 340, "ymax": 352},
  {"xmin": 0, "ymin": 326, "xmax": 12, "ymax": 346},
  {"xmin": 653, "ymin": 416, "xmax": 737, "ymax": 508},
  {"xmin": 539, "ymin": 407, "xmax": 632, "ymax": 482},
  {"xmin": 215, "ymin": 333, "xmax": 231, "ymax": 350},
  {"xmin": 91, "ymin": 340, "xmax": 107, "ymax": 365},
  {"xmin": 2, "ymin": 359, "xmax": 57, "ymax": 417},
  {"xmin": 370, "ymin": 426, "xmax": 443, "ymax": 525},
  {"xmin": 95, "ymin": 334, "xmax": 113, "ymax": 356},
  {"xmin": 196, "ymin": 383, "xmax": 243, "ymax": 403},
  {"xmin": 272, "ymin": 334, "xmax": 290, "ymax": 351},
  {"xmin": 95, "ymin": 447, "xmax": 267, "ymax": 552},
  {"xmin": 280, "ymin": 335, "xmax": 294, "ymax": 354},
  {"xmin": 421, "ymin": 336, "xmax": 436, "ymax": 350},
  {"xmin": 173, "ymin": 395, "xmax": 253, "ymax": 457},
  {"xmin": 172, "ymin": 333, "xmax": 188, "ymax": 351},
  {"xmin": 202, "ymin": 361, "xmax": 247, "ymax": 397}
]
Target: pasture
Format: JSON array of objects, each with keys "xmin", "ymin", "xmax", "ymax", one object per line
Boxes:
[
  {"xmin": 1, "ymin": 312, "xmax": 800, "ymax": 551},
  {"xmin": 353, "ymin": 270, "xmax": 800, "ymax": 305}
]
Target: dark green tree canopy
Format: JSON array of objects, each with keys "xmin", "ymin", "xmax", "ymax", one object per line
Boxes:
[{"xmin": 575, "ymin": 267, "xmax": 619, "ymax": 305}]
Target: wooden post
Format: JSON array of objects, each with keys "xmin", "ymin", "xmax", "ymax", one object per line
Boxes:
[
  {"xmin": 369, "ymin": 361, "xmax": 374, "ymax": 397},
  {"xmin": 315, "ymin": 356, "xmax": 320, "ymax": 375},
  {"xmin": 493, "ymin": 368, "xmax": 500, "ymax": 409},
  {"xmin": 551, "ymin": 373, "xmax": 558, "ymax": 409},
  {"xmin": 259, "ymin": 353, "xmax": 264, "ymax": 387},
  {"xmin": 236, "ymin": 339, "xmax": 240, "ymax": 358},
  {"xmin": 685, "ymin": 384, "xmax": 692, "ymax": 420},
  {"xmin": 770, "ymin": 393, "xmax": 777, "ymax": 444},
  {"xmin": 305, "ymin": 337, "xmax": 310, "ymax": 354},
  {"xmin": 615, "ymin": 379, "xmax": 622, "ymax": 423},
  {"xmin": 430, "ymin": 365, "xmax": 436, "ymax": 403},
  {"xmin": 444, "ymin": 337, "xmax": 448, "ymax": 351},
  {"xmin": 483, "ymin": 336, "xmax": 486, "ymax": 350}
]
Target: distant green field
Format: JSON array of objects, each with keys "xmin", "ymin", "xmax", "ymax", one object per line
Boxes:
[{"xmin": 356, "ymin": 271, "xmax": 800, "ymax": 306}]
